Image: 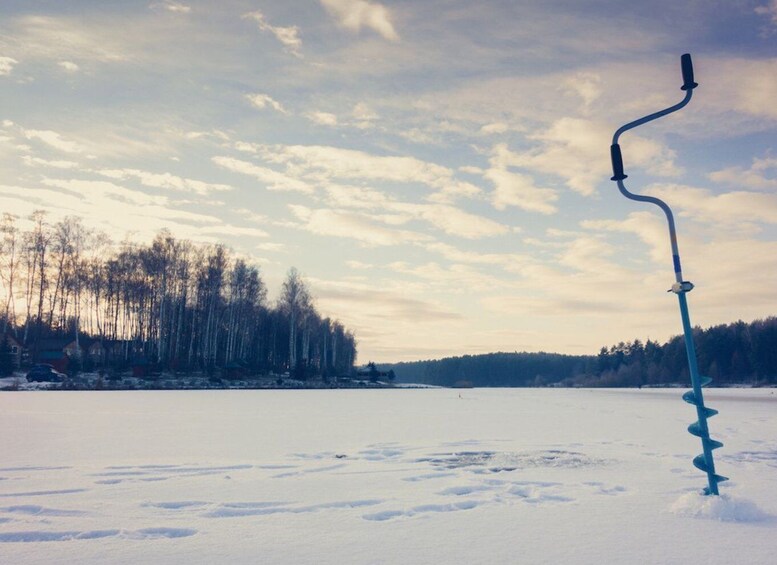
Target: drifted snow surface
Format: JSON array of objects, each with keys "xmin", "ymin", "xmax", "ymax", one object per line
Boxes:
[{"xmin": 0, "ymin": 388, "xmax": 775, "ymax": 564}]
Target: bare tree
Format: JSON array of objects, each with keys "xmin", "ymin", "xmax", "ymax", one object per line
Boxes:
[
  {"xmin": 0, "ymin": 213, "xmax": 19, "ymax": 334},
  {"xmin": 279, "ymin": 267, "xmax": 311, "ymax": 372}
]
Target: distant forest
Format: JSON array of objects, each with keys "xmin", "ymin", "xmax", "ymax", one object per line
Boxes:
[
  {"xmin": 0, "ymin": 211, "xmax": 357, "ymax": 377},
  {"xmin": 383, "ymin": 317, "xmax": 777, "ymax": 388}
]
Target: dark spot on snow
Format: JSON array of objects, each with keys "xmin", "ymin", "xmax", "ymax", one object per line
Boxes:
[{"xmin": 418, "ymin": 450, "xmax": 605, "ymax": 472}]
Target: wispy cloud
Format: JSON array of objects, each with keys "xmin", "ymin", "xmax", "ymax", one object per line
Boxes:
[
  {"xmin": 0, "ymin": 56, "xmax": 18, "ymax": 76},
  {"xmin": 755, "ymin": 1, "xmax": 777, "ymax": 27},
  {"xmin": 306, "ymin": 111, "xmax": 338, "ymax": 126},
  {"xmin": 3, "ymin": 16, "xmax": 131, "ymax": 62},
  {"xmin": 646, "ymin": 183, "xmax": 777, "ymax": 228},
  {"xmin": 58, "ymin": 61, "xmax": 80, "ymax": 72},
  {"xmin": 246, "ymin": 93, "xmax": 288, "ymax": 114},
  {"xmin": 21, "ymin": 156, "xmax": 80, "ymax": 169},
  {"xmin": 150, "ymin": 2, "xmax": 191, "ymax": 14},
  {"xmin": 252, "ymin": 143, "xmax": 480, "ymax": 201},
  {"xmin": 23, "ymin": 129, "xmax": 86, "ymax": 154},
  {"xmin": 212, "ymin": 156, "xmax": 315, "ymax": 193},
  {"xmin": 95, "ymin": 168, "xmax": 233, "ymax": 195},
  {"xmin": 709, "ymin": 155, "xmax": 777, "ymax": 191},
  {"xmin": 320, "ymin": 0, "xmax": 399, "ymax": 41},
  {"xmin": 288, "ymin": 205, "xmax": 430, "ymax": 247},
  {"xmin": 243, "ymin": 11, "xmax": 302, "ymax": 57},
  {"xmin": 484, "ymin": 145, "xmax": 558, "ymax": 214}
]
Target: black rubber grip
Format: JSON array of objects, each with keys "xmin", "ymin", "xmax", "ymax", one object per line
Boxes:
[
  {"xmin": 610, "ymin": 144, "xmax": 627, "ymax": 181},
  {"xmin": 681, "ymin": 53, "xmax": 698, "ymax": 91}
]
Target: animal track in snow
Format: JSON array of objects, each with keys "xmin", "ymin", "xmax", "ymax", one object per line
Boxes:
[
  {"xmin": 203, "ymin": 499, "xmax": 383, "ymax": 518},
  {"xmin": 362, "ymin": 500, "xmax": 482, "ymax": 521},
  {"xmin": 0, "ymin": 527, "xmax": 197, "ymax": 543},
  {"xmin": 0, "ymin": 505, "xmax": 86, "ymax": 517},
  {"xmin": 0, "ymin": 489, "xmax": 88, "ymax": 498},
  {"xmin": 402, "ymin": 472, "xmax": 456, "ymax": 482}
]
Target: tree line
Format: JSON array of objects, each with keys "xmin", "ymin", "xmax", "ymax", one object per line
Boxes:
[
  {"xmin": 0, "ymin": 211, "xmax": 357, "ymax": 377},
  {"xmin": 383, "ymin": 317, "xmax": 777, "ymax": 388}
]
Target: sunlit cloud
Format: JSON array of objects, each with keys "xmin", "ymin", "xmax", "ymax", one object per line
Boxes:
[
  {"xmin": 212, "ymin": 156, "xmax": 315, "ymax": 193},
  {"xmin": 254, "ymin": 143, "xmax": 481, "ymax": 201},
  {"xmin": 150, "ymin": 1, "xmax": 191, "ymax": 14},
  {"xmin": 57, "ymin": 60, "xmax": 80, "ymax": 72},
  {"xmin": 0, "ymin": 56, "xmax": 18, "ymax": 75},
  {"xmin": 755, "ymin": 1, "xmax": 777, "ymax": 27},
  {"xmin": 246, "ymin": 93, "xmax": 288, "ymax": 114},
  {"xmin": 3, "ymin": 16, "xmax": 130, "ymax": 62},
  {"xmin": 95, "ymin": 168, "xmax": 233, "ymax": 195},
  {"xmin": 563, "ymin": 72, "xmax": 602, "ymax": 112},
  {"xmin": 306, "ymin": 111, "xmax": 338, "ymax": 126},
  {"xmin": 288, "ymin": 205, "xmax": 430, "ymax": 247},
  {"xmin": 21, "ymin": 156, "xmax": 80, "ymax": 169},
  {"xmin": 23, "ymin": 129, "xmax": 86, "ymax": 154},
  {"xmin": 709, "ymin": 155, "xmax": 777, "ymax": 190},
  {"xmin": 496, "ymin": 118, "xmax": 679, "ymax": 198},
  {"xmin": 199, "ymin": 225, "xmax": 269, "ymax": 238},
  {"xmin": 646, "ymin": 183, "xmax": 777, "ymax": 227},
  {"xmin": 320, "ymin": 0, "xmax": 399, "ymax": 41},
  {"xmin": 243, "ymin": 11, "xmax": 302, "ymax": 56}
]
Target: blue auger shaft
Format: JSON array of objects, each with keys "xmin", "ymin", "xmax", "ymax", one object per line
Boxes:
[{"xmin": 609, "ymin": 54, "xmax": 727, "ymax": 495}]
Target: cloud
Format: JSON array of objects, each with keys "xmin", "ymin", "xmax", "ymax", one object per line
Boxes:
[
  {"xmin": 3, "ymin": 16, "xmax": 130, "ymax": 63},
  {"xmin": 21, "ymin": 156, "xmax": 80, "ymax": 169},
  {"xmin": 199, "ymin": 225, "xmax": 269, "ymax": 238},
  {"xmin": 693, "ymin": 58, "xmax": 777, "ymax": 124},
  {"xmin": 646, "ymin": 183, "xmax": 777, "ymax": 227},
  {"xmin": 709, "ymin": 156, "xmax": 777, "ymax": 191},
  {"xmin": 288, "ymin": 205, "xmax": 429, "ymax": 246},
  {"xmin": 58, "ymin": 61, "xmax": 80, "ymax": 72},
  {"xmin": 485, "ymin": 167, "xmax": 558, "ymax": 215},
  {"xmin": 755, "ymin": 1, "xmax": 777, "ymax": 26},
  {"xmin": 0, "ymin": 56, "xmax": 18, "ymax": 76},
  {"xmin": 401, "ymin": 204, "xmax": 509, "ymax": 239},
  {"xmin": 150, "ymin": 2, "xmax": 191, "ymax": 13},
  {"xmin": 320, "ymin": 0, "xmax": 399, "ymax": 41},
  {"xmin": 256, "ymin": 242, "xmax": 287, "ymax": 252},
  {"xmin": 318, "ymin": 183, "xmax": 508, "ymax": 239},
  {"xmin": 479, "ymin": 123, "xmax": 509, "ymax": 135},
  {"xmin": 388, "ymin": 261, "xmax": 506, "ymax": 292},
  {"xmin": 212, "ymin": 156, "xmax": 315, "ymax": 193},
  {"xmin": 242, "ymin": 11, "xmax": 302, "ymax": 56},
  {"xmin": 423, "ymin": 242, "xmax": 530, "ymax": 271},
  {"xmin": 255, "ymin": 143, "xmax": 480, "ymax": 200},
  {"xmin": 246, "ymin": 93, "xmax": 288, "ymax": 114},
  {"xmin": 23, "ymin": 129, "xmax": 85, "ymax": 154},
  {"xmin": 582, "ymin": 211, "xmax": 670, "ymax": 264},
  {"xmin": 483, "ymin": 146, "xmax": 559, "ymax": 214},
  {"xmin": 351, "ymin": 102, "xmax": 378, "ymax": 128},
  {"xmin": 95, "ymin": 168, "xmax": 233, "ymax": 195},
  {"xmin": 563, "ymin": 72, "xmax": 602, "ymax": 111},
  {"xmin": 306, "ymin": 111, "xmax": 338, "ymax": 126},
  {"xmin": 221, "ymin": 142, "xmax": 505, "ymax": 239}
]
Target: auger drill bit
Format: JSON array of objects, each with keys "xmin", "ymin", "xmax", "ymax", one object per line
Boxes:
[{"xmin": 609, "ymin": 54, "xmax": 727, "ymax": 495}]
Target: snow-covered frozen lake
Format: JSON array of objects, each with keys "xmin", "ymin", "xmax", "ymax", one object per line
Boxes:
[{"xmin": 1, "ymin": 388, "xmax": 775, "ymax": 564}]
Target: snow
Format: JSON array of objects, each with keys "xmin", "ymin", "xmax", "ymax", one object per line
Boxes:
[{"xmin": 1, "ymin": 388, "xmax": 776, "ymax": 564}]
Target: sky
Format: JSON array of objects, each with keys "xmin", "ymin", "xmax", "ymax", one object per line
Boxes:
[{"xmin": 0, "ymin": 0, "xmax": 776, "ymax": 363}]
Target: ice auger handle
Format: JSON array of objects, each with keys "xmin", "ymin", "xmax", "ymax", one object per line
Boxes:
[
  {"xmin": 681, "ymin": 53, "xmax": 698, "ymax": 91},
  {"xmin": 610, "ymin": 144, "xmax": 627, "ymax": 181}
]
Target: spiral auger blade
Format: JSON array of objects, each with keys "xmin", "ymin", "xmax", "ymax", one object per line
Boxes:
[{"xmin": 682, "ymin": 378, "xmax": 728, "ymax": 495}]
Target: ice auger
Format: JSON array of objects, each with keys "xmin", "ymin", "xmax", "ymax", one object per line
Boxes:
[{"xmin": 609, "ymin": 54, "xmax": 727, "ymax": 495}]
